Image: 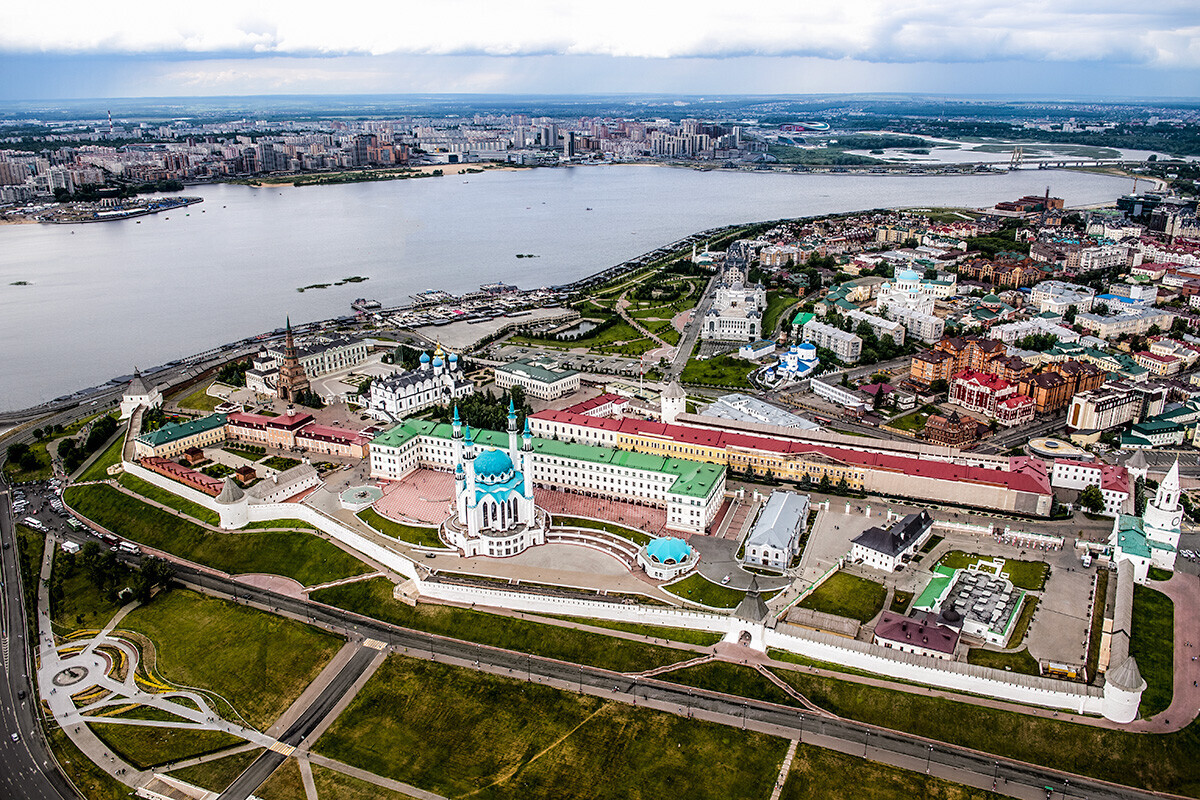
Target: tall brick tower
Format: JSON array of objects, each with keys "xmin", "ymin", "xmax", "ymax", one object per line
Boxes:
[{"xmin": 276, "ymin": 317, "xmax": 310, "ymax": 402}]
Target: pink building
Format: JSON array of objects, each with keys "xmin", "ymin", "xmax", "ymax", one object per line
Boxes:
[{"xmin": 951, "ymin": 370, "xmax": 1034, "ymax": 427}]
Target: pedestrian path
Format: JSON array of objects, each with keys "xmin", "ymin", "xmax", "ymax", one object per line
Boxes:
[{"xmin": 769, "ymin": 739, "xmax": 798, "ymax": 800}]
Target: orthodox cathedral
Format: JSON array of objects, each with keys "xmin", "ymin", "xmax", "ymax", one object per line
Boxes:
[{"xmin": 1111, "ymin": 459, "xmax": 1181, "ymax": 583}]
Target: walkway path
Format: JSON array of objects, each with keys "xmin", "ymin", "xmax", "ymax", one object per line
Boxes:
[{"xmin": 769, "ymin": 739, "xmax": 798, "ymax": 800}]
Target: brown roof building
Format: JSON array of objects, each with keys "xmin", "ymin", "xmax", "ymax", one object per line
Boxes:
[{"xmin": 924, "ymin": 411, "xmax": 978, "ymax": 447}]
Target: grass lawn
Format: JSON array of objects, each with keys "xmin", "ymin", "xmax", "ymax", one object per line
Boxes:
[
  {"xmin": 1131, "ymin": 584, "xmax": 1174, "ymax": 718},
  {"xmin": 258, "ymin": 757, "xmax": 305, "ymax": 800},
  {"xmin": 890, "ymin": 590, "xmax": 914, "ymax": 614},
  {"xmin": 261, "ymin": 456, "xmax": 301, "ymax": 472},
  {"xmin": 539, "ymin": 614, "xmax": 723, "ymax": 647},
  {"xmin": 312, "ymin": 764, "xmax": 418, "ymax": 800},
  {"xmin": 168, "ymin": 748, "xmax": 264, "ymax": 793},
  {"xmin": 316, "ymin": 656, "xmax": 787, "ymax": 800},
  {"xmin": 119, "ymin": 588, "xmax": 344, "ymax": 730},
  {"xmin": 936, "ymin": 551, "xmax": 1049, "ymax": 591},
  {"xmin": 551, "ymin": 515, "xmax": 651, "ymax": 545},
  {"xmin": 888, "ymin": 409, "xmax": 933, "ymax": 433},
  {"xmin": 15, "ymin": 525, "xmax": 45, "ymax": 634},
  {"xmin": 919, "ymin": 534, "xmax": 944, "ymax": 555},
  {"xmin": 763, "ymin": 291, "xmax": 800, "ymax": 335},
  {"xmin": 77, "ymin": 431, "xmax": 127, "ymax": 483},
  {"xmin": 1086, "ymin": 570, "xmax": 1109, "ymax": 681},
  {"xmin": 65, "ymin": 484, "xmax": 369, "ymax": 586},
  {"xmin": 243, "ymin": 518, "xmax": 317, "ymax": 531},
  {"xmin": 177, "ymin": 382, "xmax": 223, "ymax": 413},
  {"xmin": 118, "ymin": 472, "xmax": 221, "ymax": 526},
  {"xmin": 1148, "ymin": 566, "xmax": 1174, "ymax": 582},
  {"xmin": 357, "ymin": 508, "xmax": 443, "ymax": 548},
  {"xmin": 798, "ymin": 571, "xmax": 886, "ymax": 623},
  {"xmin": 681, "ymin": 354, "xmax": 755, "ymax": 389},
  {"xmin": 769, "ymin": 663, "xmax": 1200, "ymax": 794},
  {"xmin": 967, "ymin": 647, "xmax": 1040, "ymax": 676},
  {"xmin": 666, "ymin": 661, "xmax": 802, "ymax": 707},
  {"xmin": 3, "ymin": 438, "xmax": 54, "ymax": 482},
  {"xmin": 311, "ymin": 578, "xmax": 688, "ymax": 673},
  {"xmin": 223, "ymin": 446, "xmax": 265, "ymax": 461},
  {"xmin": 97, "ymin": 705, "xmax": 194, "ymax": 724},
  {"xmin": 46, "ymin": 725, "xmax": 134, "ymax": 800},
  {"xmin": 87, "ymin": 723, "xmax": 243, "ymax": 770},
  {"xmin": 51, "ymin": 551, "xmax": 123, "ymax": 632},
  {"xmin": 1005, "ymin": 596, "xmax": 1037, "ymax": 649},
  {"xmin": 663, "ymin": 573, "xmax": 752, "ymax": 609},
  {"xmin": 780, "ymin": 744, "xmax": 1006, "ymax": 800}
]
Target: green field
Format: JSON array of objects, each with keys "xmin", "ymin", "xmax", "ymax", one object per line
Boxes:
[
  {"xmin": 15, "ymin": 525, "xmax": 45, "ymax": 634},
  {"xmin": 663, "ymin": 573, "xmax": 753, "ymax": 609},
  {"xmin": 1005, "ymin": 596, "xmax": 1038, "ymax": 649},
  {"xmin": 87, "ymin": 723, "xmax": 242, "ymax": 770},
  {"xmin": 168, "ymin": 748, "xmax": 264, "ymax": 792},
  {"xmin": 316, "ymin": 656, "xmax": 787, "ymax": 800},
  {"xmin": 223, "ymin": 446, "xmax": 265, "ymax": 461},
  {"xmin": 681, "ymin": 354, "xmax": 755, "ymax": 389},
  {"xmin": 65, "ymin": 484, "xmax": 369, "ymax": 586},
  {"xmin": 51, "ymin": 550, "xmax": 124, "ymax": 632},
  {"xmin": 311, "ymin": 578, "xmax": 689, "ymax": 673},
  {"xmin": 47, "ymin": 725, "xmax": 137, "ymax": 800},
  {"xmin": 312, "ymin": 764, "xmax": 419, "ymax": 800},
  {"xmin": 539, "ymin": 614, "xmax": 723, "ymax": 647},
  {"xmin": 666, "ymin": 661, "xmax": 802, "ymax": 707},
  {"xmin": 258, "ymin": 757, "xmax": 306, "ymax": 800},
  {"xmin": 780, "ymin": 744, "xmax": 1006, "ymax": 800},
  {"xmin": 119, "ymin": 588, "xmax": 344, "ymax": 729},
  {"xmin": 768, "ymin": 665, "xmax": 1200, "ymax": 795},
  {"xmin": 798, "ymin": 571, "xmax": 887, "ymax": 623},
  {"xmin": 243, "ymin": 518, "xmax": 317, "ymax": 531},
  {"xmin": 357, "ymin": 508, "xmax": 444, "ymax": 548},
  {"xmin": 551, "ymin": 515, "xmax": 651, "ymax": 545},
  {"xmin": 118, "ymin": 472, "xmax": 221, "ymax": 525},
  {"xmin": 76, "ymin": 432, "xmax": 127, "ymax": 482},
  {"xmin": 936, "ymin": 551, "xmax": 1049, "ymax": 591},
  {"xmin": 967, "ymin": 647, "xmax": 1040, "ymax": 676},
  {"xmin": 763, "ymin": 291, "xmax": 800, "ymax": 335},
  {"xmin": 1131, "ymin": 584, "xmax": 1174, "ymax": 718},
  {"xmin": 261, "ymin": 456, "xmax": 301, "ymax": 472},
  {"xmin": 176, "ymin": 382, "xmax": 224, "ymax": 413}
]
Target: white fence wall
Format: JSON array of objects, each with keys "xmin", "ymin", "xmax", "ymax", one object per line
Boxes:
[
  {"xmin": 932, "ymin": 520, "xmax": 993, "ymax": 536},
  {"xmin": 121, "ymin": 461, "xmax": 224, "ymax": 515},
  {"xmin": 761, "ymin": 626, "xmax": 1104, "ymax": 714}
]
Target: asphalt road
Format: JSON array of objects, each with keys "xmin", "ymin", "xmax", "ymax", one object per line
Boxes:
[
  {"xmin": 219, "ymin": 645, "xmax": 380, "ymax": 800},
  {"xmin": 0, "ymin": 484, "xmax": 83, "ymax": 800}
]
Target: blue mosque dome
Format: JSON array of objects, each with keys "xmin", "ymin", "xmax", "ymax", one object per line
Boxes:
[
  {"xmin": 474, "ymin": 448, "xmax": 515, "ymax": 480},
  {"xmin": 645, "ymin": 537, "xmax": 693, "ymax": 565},
  {"xmin": 419, "ymin": 351, "xmax": 431, "ymax": 363}
]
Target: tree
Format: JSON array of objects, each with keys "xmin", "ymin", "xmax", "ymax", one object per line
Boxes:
[
  {"xmin": 1079, "ymin": 484, "xmax": 1105, "ymax": 514},
  {"xmin": 929, "ymin": 379, "xmax": 949, "ymax": 395},
  {"xmin": 818, "ymin": 474, "xmax": 833, "ymax": 493},
  {"xmin": 1064, "ymin": 305, "xmax": 1078, "ymax": 325}
]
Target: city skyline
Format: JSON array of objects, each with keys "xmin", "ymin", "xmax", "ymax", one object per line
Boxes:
[{"xmin": 2, "ymin": 1, "xmax": 1200, "ymax": 100}]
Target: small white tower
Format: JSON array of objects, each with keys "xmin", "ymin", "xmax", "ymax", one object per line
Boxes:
[
  {"xmin": 451, "ymin": 406, "xmax": 464, "ymax": 465},
  {"xmin": 507, "ymin": 398, "xmax": 519, "ymax": 456},
  {"xmin": 661, "ymin": 381, "xmax": 686, "ymax": 424},
  {"xmin": 1102, "ymin": 657, "xmax": 1146, "ymax": 723},
  {"xmin": 215, "ymin": 478, "xmax": 249, "ymax": 530}
]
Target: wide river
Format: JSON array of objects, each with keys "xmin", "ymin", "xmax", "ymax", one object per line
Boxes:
[{"xmin": 0, "ymin": 164, "xmax": 1134, "ymax": 411}]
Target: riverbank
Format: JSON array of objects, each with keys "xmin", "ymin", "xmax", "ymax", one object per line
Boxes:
[{"xmin": 233, "ymin": 162, "xmax": 528, "ymax": 189}]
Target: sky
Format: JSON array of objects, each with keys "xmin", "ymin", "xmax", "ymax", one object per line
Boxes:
[{"xmin": 1, "ymin": 1, "xmax": 1198, "ymax": 100}]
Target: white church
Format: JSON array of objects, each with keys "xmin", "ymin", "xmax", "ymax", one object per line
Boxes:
[{"xmin": 367, "ymin": 345, "xmax": 475, "ymax": 422}]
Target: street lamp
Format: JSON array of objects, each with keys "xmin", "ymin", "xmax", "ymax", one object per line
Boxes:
[{"xmin": 926, "ymin": 745, "xmax": 933, "ymax": 774}]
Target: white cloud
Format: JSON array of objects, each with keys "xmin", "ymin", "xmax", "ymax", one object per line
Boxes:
[{"xmin": 2, "ymin": 1, "xmax": 1198, "ymax": 67}]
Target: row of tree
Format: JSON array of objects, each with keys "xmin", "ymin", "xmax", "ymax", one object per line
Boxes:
[{"xmin": 52, "ymin": 543, "xmax": 175, "ymax": 618}]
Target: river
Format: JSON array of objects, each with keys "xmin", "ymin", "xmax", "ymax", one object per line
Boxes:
[{"xmin": 0, "ymin": 164, "xmax": 1135, "ymax": 411}]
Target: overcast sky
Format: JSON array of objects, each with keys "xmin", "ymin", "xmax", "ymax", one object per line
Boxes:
[{"xmin": 2, "ymin": 1, "xmax": 1198, "ymax": 100}]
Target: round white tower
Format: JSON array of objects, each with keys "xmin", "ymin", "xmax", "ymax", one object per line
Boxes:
[
  {"xmin": 661, "ymin": 381, "xmax": 686, "ymax": 424},
  {"xmin": 215, "ymin": 478, "xmax": 249, "ymax": 530},
  {"xmin": 1102, "ymin": 656, "xmax": 1146, "ymax": 723}
]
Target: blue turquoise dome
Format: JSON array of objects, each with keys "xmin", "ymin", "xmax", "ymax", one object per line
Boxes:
[
  {"xmin": 898, "ymin": 269, "xmax": 920, "ymax": 282},
  {"xmin": 645, "ymin": 537, "xmax": 693, "ymax": 565},
  {"xmin": 474, "ymin": 448, "xmax": 515, "ymax": 480},
  {"xmin": 419, "ymin": 352, "xmax": 431, "ymax": 363},
  {"xmin": 449, "ymin": 352, "xmax": 458, "ymax": 362},
  {"xmin": 797, "ymin": 342, "xmax": 817, "ymax": 355},
  {"xmin": 433, "ymin": 356, "xmax": 444, "ymax": 368}
]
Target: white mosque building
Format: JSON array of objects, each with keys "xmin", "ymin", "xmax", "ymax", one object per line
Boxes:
[
  {"xmin": 758, "ymin": 342, "xmax": 820, "ymax": 387},
  {"xmin": 446, "ymin": 402, "xmax": 547, "ymax": 558},
  {"xmin": 1111, "ymin": 459, "xmax": 1182, "ymax": 583}
]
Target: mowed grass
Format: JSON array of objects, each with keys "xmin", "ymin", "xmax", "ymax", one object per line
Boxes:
[
  {"xmin": 539, "ymin": 614, "xmax": 723, "ymax": 647},
  {"xmin": 177, "ymin": 382, "xmax": 224, "ymax": 413},
  {"xmin": 87, "ymin": 723, "xmax": 242, "ymax": 770},
  {"xmin": 118, "ymin": 472, "xmax": 220, "ymax": 525},
  {"xmin": 119, "ymin": 589, "xmax": 344, "ymax": 730},
  {"xmin": 65, "ymin": 484, "xmax": 369, "ymax": 586},
  {"xmin": 780, "ymin": 744, "xmax": 1007, "ymax": 800},
  {"xmin": 357, "ymin": 507, "xmax": 444, "ymax": 548},
  {"xmin": 77, "ymin": 430, "xmax": 127, "ymax": 483},
  {"xmin": 311, "ymin": 578, "xmax": 690, "ymax": 673},
  {"xmin": 666, "ymin": 662, "xmax": 802, "ymax": 707},
  {"xmin": 168, "ymin": 748, "xmax": 264, "ymax": 793},
  {"xmin": 311, "ymin": 764, "xmax": 417, "ymax": 800},
  {"xmin": 681, "ymin": 354, "xmax": 755, "ymax": 389},
  {"xmin": 46, "ymin": 725, "xmax": 134, "ymax": 800},
  {"xmin": 257, "ymin": 757, "xmax": 306, "ymax": 800},
  {"xmin": 551, "ymin": 515, "xmax": 652, "ymax": 545},
  {"xmin": 768, "ymin": 666, "xmax": 1200, "ymax": 795},
  {"xmin": 663, "ymin": 573, "xmax": 754, "ymax": 609},
  {"xmin": 1131, "ymin": 584, "xmax": 1174, "ymax": 718},
  {"xmin": 316, "ymin": 656, "xmax": 787, "ymax": 800},
  {"xmin": 966, "ymin": 647, "xmax": 1041, "ymax": 677},
  {"xmin": 798, "ymin": 571, "xmax": 887, "ymax": 623}
]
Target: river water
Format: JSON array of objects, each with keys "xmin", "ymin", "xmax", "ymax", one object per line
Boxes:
[{"xmin": 0, "ymin": 164, "xmax": 1134, "ymax": 410}]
